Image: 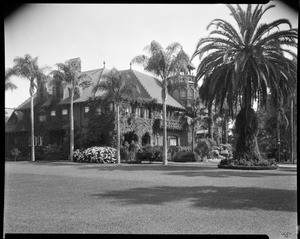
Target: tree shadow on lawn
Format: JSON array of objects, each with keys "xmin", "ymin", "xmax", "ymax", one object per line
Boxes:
[
  {"xmin": 28, "ymin": 161, "xmax": 295, "ymax": 178},
  {"xmin": 91, "ymin": 185, "xmax": 297, "ymax": 212},
  {"xmin": 76, "ymin": 164, "xmax": 294, "ymax": 178}
]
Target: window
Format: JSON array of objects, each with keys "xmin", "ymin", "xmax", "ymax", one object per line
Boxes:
[
  {"xmin": 84, "ymin": 106, "xmax": 89, "ymax": 113},
  {"xmin": 125, "ymin": 106, "xmax": 132, "ymax": 114},
  {"xmin": 109, "ymin": 103, "xmax": 114, "ymax": 111},
  {"xmin": 169, "ymin": 136, "xmax": 178, "ymax": 146},
  {"xmin": 180, "ymin": 90, "xmax": 186, "ymax": 98},
  {"xmin": 96, "ymin": 107, "xmax": 102, "ymax": 115},
  {"xmin": 50, "ymin": 110, "xmax": 56, "ymax": 116},
  {"xmin": 39, "ymin": 115, "xmax": 46, "ymax": 122},
  {"xmin": 62, "ymin": 109, "xmax": 68, "ymax": 115},
  {"xmin": 28, "ymin": 136, "xmax": 42, "ymax": 146},
  {"xmin": 135, "ymin": 107, "xmax": 141, "ymax": 117}
]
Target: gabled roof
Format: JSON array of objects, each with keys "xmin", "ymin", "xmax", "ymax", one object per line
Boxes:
[
  {"xmin": 16, "ymin": 93, "xmax": 38, "ymax": 110},
  {"xmin": 58, "ymin": 68, "xmax": 185, "ymax": 110},
  {"xmin": 59, "ymin": 68, "xmax": 107, "ymax": 105},
  {"xmin": 130, "ymin": 70, "xmax": 185, "ymax": 109}
]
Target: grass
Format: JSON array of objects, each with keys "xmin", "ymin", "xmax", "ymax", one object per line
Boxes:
[{"xmin": 4, "ymin": 161, "xmax": 297, "ymax": 237}]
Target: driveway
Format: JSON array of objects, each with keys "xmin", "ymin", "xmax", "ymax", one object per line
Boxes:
[{"xmin": 4, "ymin": 161, "xmax": 297, "ymax": 238}]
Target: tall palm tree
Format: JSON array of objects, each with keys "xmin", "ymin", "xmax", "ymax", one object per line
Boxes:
[
  {"xmin": 5, "ymin": 68, "xmax": 18, "ymax": 91},
  {"xmin": 50, "ymin": 60, "xmax": 92, "ymax": 162},
  {"xmin": 6, "ymin": 54, "xmax": 49, "ymax": 162},
  {"xmin": 92, "ymin": 68, "xmax": 137, "ymax": 164},
  {"xmin": 131, "ymin": 41, "xmax": 190, "ymax": 165},
  {"xmin": 192, "ymin": 4, "xmax": 297, "ymax": 163}
]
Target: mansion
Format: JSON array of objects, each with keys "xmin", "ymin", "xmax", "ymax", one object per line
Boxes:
[{"xmin": 5, "ymin": 58, "xmax": 208, "ymax": 157}]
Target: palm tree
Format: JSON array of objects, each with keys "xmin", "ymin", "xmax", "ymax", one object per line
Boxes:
[
  {"xmin": 5, "ymin": 69, "xmax": 18, "ymax": 91},
  {"xmin": 6, "ymin": 54, "xmax": 49, "ymax": 162},
  {"xmin": 50, "ymin": 60, "xmax": 92, "ymax": 162},
  {"xmin": 192, "ymin": 4, "xmax": 297, "ymax": 164},
  {"xmin": 92, "ymin": 68, "xmax": 137, "ymax": 164},
  {"xmin": 131, "ymin": 41, "xmax": 190, "ymax": 165}
]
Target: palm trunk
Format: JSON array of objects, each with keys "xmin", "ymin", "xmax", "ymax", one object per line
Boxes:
[
  {"xmin": 162, "ymin": 83, "xmax": 168, "ymax": 165},
  {"xmin": 30, "ymin": 94, "xmax": 35, "ymax": 162},
  {"xmin": 116, "ymin": 103, "xmax": 121, "ymax": 164},
  {"xmin": 223, "ymin": 115, "xmax": 228, "ymax": 144},
  {"xmin": 191, "ymin": 123, "xmax": 195, "ymax": 152},
  {"xmin": 70, "ymin": 90, "xmax": 74, "ymax": 162},
  {"xmin": 290, "ymin": 97, "xmax": 295, "ymax": 164},
  {"xmin": 208, "ymin": 105, "xmax": 214, "ymax": 140},
  {"xmin": 233, "ymin": 107, "xmax": 262, "ymax": 163}
]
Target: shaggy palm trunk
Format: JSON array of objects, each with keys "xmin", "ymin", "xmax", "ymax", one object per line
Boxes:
[
  {"xmin": 223, "ymin": 115, "xmax": 228, "ymax": 144},
  {"xmin": 276, "ymin": 114, "xmax": 281, "ymax": 163},
  {"xmin": 30, "ymin": 94, "xmax": 35, "ymax": 162},
  {"xmin": 116, "ymin": 104, "xmax": 121, "ymax": 164},
  {"xmin": 70, "ymin": 90, "xmax": 74, "ymax": 162},
  {"xmin": 162, "ymin": 84, "xmax": 168, "ymax": 165},
  {"xmin": 208, "ymin": 105, "xmax": 214, "ymax": 140},
  {"xmin": 233, "ymin": 107, "xmax": 262, "ymax": 162}
]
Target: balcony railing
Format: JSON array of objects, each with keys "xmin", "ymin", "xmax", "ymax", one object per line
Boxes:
[{"xmin": 154, "ymin": 117, "xmax": 185, "ymax": 131}]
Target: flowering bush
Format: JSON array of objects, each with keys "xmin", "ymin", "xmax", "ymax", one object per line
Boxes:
[
  {"xmin": 73, "ymin": 146, "xmax": 117, "ymax": 163},
  {"xmin": 136, "ymin": 145, "xmax": 163, "ymax": 163}
]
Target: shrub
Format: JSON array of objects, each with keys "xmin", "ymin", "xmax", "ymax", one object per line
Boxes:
[
  {"xmin": 173, "ymin": 151, "xmax": 197, "ymax": 162},
  {"xmin": 73, "ymin": 146, "xmax": 116, "ymax": 163},
  {"xmin": 10, "ymin": 148, "xmax": 21, "ymax": 161},
  {"xmin": 195, "ymin": 138, "xmax": 217, "ymax": 160},
  {"xmin": 43, "ymin": 144, "xmax": 63, "ymax": 161},
  {"xmin": 136, "ymin": 145, "xmax": 163, "ymax": 163}
]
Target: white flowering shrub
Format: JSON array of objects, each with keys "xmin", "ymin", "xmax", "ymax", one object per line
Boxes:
[{"xmin": 73, "ymin": 146, "xmax": 117, "ymax": 163}]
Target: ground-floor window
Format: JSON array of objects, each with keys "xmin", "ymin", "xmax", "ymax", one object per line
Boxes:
[{"xmin": 169, "ymin": 136, "xmax": 178, "ymax": 146}]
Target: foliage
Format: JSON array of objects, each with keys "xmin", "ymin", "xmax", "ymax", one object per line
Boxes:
[
  {"xmin": 10, "ymin": 148, "xmax": 21, "ymax": 161},
  {"xmin": 195, "ymin": 138, "xmax": 217, "ymax": 159},
  {"xmin": 136, "ymin": 145, "xmax": 163, "ymax": 163},
  {"xmin": 168, "ymin": 146, "xmax": 192, "ymax": 161},
  {"xmin": 73, "ymin": 146, "xmax": 117, "ymax": 163},
  {"xmin": 173, "ymin": 151, "xmax": 197, "ymax": 162},
  {"xmin": 43, "ymin": 144, "xmax": 64, "ymax": 161}
]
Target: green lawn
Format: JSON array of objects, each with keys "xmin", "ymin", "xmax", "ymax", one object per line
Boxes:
[{"xmin": 4, "ymin": 161, "xmax": 297, "ymax": 237}]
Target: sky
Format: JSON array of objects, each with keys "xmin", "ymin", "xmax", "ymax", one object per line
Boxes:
[{"xmin": 4, "ymin": 2, "xmax": 298, "ymax": 112}]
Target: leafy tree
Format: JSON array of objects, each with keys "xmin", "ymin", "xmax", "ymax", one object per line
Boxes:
[
  {"xmin": 6, "ymin": 54, "xmax": 49, "ymax": 161},
  {"xmin": 192, "ymin": 4, "xmax": 297, "ymax": 164},
  {"xmin": 132, "ymin": 41, "xmax": 190, "ymax": 165},
  {"xmin": 50, "ymin": 59, "xmax": 92, "ymax": 162},
  {"xmin": 92, "ymin": 68, "xmax": 138, "ymax": 164}
]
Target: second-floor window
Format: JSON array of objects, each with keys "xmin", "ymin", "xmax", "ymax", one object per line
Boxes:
[
  {"xmin": 180, "ymin": 90, "xmax": 186, "ymax": 98},
  {"xmin": 39, "ymin": 115, "xmax": 46, "ymax": 122},
  {"xmin": 62, "ymin": 109, "xmax": 68, "ymax": 115},
  {"xmin": 50, "ymin": 110, "xmax": 56, "ymax": 117},
  {"xmin": 84, "ymin": 106, "xmax": 89, "ymax": 113}
]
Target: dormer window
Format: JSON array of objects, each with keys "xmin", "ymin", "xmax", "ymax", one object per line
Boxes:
[{"xmin": 180, "ymin": 90, "xmax": 186, "ymax": 98}]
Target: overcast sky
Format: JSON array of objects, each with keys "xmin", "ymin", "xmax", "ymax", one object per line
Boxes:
[{"xmin": 5, "ymin": 2, "xmax": 298, "ymax": 111}]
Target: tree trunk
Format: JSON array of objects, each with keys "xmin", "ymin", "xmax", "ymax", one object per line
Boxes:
[
  {"xmin": 208, "ymin": 104, "xmax": 214, "ymax": 140},
  {"xmin": 70, "ymin": 90, "xmax": 74, "ymax": 162},
  {"xmin": 276, "ymin": 110, "xmax": 281, "ymax": 162},
  {"xmin": 233, "ymin": 107, "xmax": 262, "ymax": 163},
  {"xmin": 223, "ymin": 115, "xmax": 228, "ymax": 144},
  {"xmin": 116, "ymin": 103, "xmax": 121, "ymax": 164},
  {"xmin": 162, "ymin": 85, "xmax": 168, "ymax": 165},
  {"xmin": 290, "ymin": 97, "xmax": 295, "ymax": 164},
  {"xmin": 191, "ymin": 124, "xmax": 195, "ymax": 152},
  {"xmin": 30, "ymin": 95, "xmax": 35, "ymax": 162}
]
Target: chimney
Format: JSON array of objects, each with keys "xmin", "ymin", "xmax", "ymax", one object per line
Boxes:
[{"xmin": 68, "ymin": 57, "xmax": 81, "ymax": 72}]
